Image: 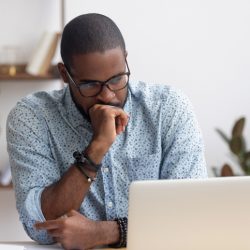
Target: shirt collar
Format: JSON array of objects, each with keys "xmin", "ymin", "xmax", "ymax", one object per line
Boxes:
[{"xmin": 59, "ymin": 85, "xmax": 90, "ymax": 129}]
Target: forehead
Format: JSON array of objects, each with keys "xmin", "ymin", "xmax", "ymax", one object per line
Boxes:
[{"xmin": 70, "ymin": 47, "xmax": 126, "ymax": 80}]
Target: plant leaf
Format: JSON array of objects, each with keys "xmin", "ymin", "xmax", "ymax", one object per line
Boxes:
[
  {"xmin": 221, "ymin": 164, "xmax": 234, "ymax": 176},
  {"xmin": 243, "ymin": 152, "xmax": 250, "ymax": 173},
  {"xmin": 215, "ymin": 129, "xmax": 230, "ymax": 144},
  {"xmin": 232, "ymin": 117, "xmax": 245, "ymax": 137},
  {"xmin": 230, "ymin": 136, "xmax": 245, "ymax": 155}
]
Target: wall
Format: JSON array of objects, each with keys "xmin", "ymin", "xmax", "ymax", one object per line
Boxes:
[{"xmin": 1, "ymin": 1, "xmax": 250, "ymax": 174}]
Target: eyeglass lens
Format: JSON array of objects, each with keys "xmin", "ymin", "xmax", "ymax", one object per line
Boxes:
[{"xmin": 79, "ymin": 74, "xmax": 129, "ymax": 97}]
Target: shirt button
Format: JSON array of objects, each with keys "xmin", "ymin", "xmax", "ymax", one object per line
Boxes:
[
  {"xmin": 102, "ymin": 167, "xmax": 109, "ymax": 173},
  {"xmin": 107, "ymin": 201, "xmax": 113, "ymax": 208}
]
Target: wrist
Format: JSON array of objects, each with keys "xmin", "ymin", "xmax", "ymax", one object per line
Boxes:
[
  {"xmin": 73, "ymin": 151, "xmax": 101, "ymax": 173},
  {"xmin": 95, "ymin": 221, "xmax": 120, "ymax": 246},
  {"xmin": 74, "ymin": 163, "xmax": 97, "ymax": 183},
  {"xmin": 84, "ymin": 140, "xmax": 110, "ymax": 164},
  {"xmin": 108, "ymin": 218, "xmax": 128, "ymax": 248}
]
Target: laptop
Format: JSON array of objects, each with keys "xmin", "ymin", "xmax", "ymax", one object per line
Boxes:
[{"xmin": 127, "ymin": 176, "xmax": 250, "ymax": 250}]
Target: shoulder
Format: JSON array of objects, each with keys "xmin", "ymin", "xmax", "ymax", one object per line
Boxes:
[
  {"xmin": 129, "ymin": 81, "xmax": 192, "ymax": 113},
  {"xmin": 7, "ymin": 87, "xmax": 66, "ymax": 125},
  {"xmin": 20, "ymin": 88, "xmax": 65, "ymax": 110},
  {"xmin": 129, "ymin": 81, "xmax": 169, "ymax": 100}
]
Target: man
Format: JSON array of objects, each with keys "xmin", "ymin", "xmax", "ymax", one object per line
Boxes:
[{"xmin": 7, "ymin": 13, "xmax": 207, "ymax": 249}]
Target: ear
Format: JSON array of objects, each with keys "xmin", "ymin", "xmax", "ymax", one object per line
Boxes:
[
  {"xmin": 57, "ymin": 62, "xmax": 69, "ymax": 84},
  {"xmin": 124, "ymin": 50, "xmax": 128, "ymax": 58}
]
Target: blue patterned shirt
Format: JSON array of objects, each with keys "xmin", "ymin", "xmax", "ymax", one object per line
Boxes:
[{"xmin": 7, "ymin": 81, "xmax": 207, "ymax": 243}]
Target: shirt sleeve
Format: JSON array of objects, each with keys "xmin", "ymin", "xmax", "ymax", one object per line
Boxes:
[
  {"xmin": 160, "ymin": 88, "xmax": 207, "ymax": 179},
  {"xmin": 6, "ymin": 100, "xmax": 60, "ymax": 244}
]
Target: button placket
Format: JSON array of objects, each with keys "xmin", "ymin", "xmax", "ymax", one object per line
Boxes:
[
  {"xmin": 102, "ymin": 166, "xmax": 109, "ymax": 173},
  {"xmin": 107, "ymin": 201, "xmax": 113, "ymax": 208}
]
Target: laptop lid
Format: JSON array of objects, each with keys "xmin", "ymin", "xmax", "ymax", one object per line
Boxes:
[{"xmin": 127, "ymin": 177, "xmax": 250, "ymax": 250}]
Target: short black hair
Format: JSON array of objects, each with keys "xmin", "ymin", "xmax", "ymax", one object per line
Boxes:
[{"xmin": 61, "ymin": 13, "xmax": 126, "ymax": 69}]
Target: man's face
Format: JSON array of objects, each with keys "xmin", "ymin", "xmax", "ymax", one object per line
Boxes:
[{"xmin": 60, "ymin": 47, "xmax": 128, "ymax": 116}]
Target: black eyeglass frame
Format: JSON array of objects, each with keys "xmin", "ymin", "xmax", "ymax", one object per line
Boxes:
[{"xmin": 65, "ymin": 59, "xmax": 130, "ymax": 98}]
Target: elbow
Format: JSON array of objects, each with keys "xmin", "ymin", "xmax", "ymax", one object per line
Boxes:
[{"xmin": 22, "ymin": 220, "xmax": 54, "ymax": 245}]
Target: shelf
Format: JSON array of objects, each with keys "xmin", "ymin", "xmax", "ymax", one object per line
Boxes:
[
  {"xmin": 0, "ymin": 64, "xmax": 60, "ymax": 81},
  {"xmin": 0, "ymin": 182, "xmax": 13, "ymax": 189}
]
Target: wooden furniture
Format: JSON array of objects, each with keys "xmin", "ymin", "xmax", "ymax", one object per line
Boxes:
[
  {"xmin": 0, "ymin": 64, "xmax": 60, "ymax": 81},
  {"xmin": 0, "ymin": 183, "xmax": 12, "ymax": 189}
]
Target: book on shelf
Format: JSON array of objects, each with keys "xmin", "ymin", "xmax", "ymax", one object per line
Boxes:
[{"xmin": 26, "ymin": 31, "xmax": 60, "ymax": 76}]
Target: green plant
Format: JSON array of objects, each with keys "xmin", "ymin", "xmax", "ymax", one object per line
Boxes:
[{"xmin": 215, "ymin": 117, "xmax": 250, "ymax": 176}]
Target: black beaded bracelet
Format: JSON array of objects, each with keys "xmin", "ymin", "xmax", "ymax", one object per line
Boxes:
[
  {"xmin": 75, "ymin": 164, "xmax": 96, "ymax": 183},
  {"xmin": 109, "ymin": 217, "xmax": 128, "ymax": 248},
  {"xmin": 73, "ymin": 151, "xmax": 102, "ymax": 173}
]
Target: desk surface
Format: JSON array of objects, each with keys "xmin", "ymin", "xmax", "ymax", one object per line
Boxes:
[{"xmin": 0, "ymin": 242, "xmax": 126, "ymax": 250}]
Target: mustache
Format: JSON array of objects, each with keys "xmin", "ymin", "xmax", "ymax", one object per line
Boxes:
[
  {"xmin": 97, "ymin": 101, "xmax": 122, "ymax": 108},
  {"xmin": 87, "ymin": 101, "xmax": 123, "ymax": 116}
]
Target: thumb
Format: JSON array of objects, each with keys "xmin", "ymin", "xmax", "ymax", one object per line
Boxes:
[{"xmin": 66, "ymin": 209, "xmax": 79, "ymax": 217}]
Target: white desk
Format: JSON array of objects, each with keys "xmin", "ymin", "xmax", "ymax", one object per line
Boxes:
[
  {"xmin": 0, "ymin": 242, "xmax": 60, "ymax": 250},
  {"xmin": 0, "ymin": 242, "xmax": 126, "ymax": 250}
]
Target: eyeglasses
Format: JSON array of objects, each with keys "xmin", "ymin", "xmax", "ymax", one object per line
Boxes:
[{"xmin": 65, "ymin": 59, "xmax": 130, "ymax": 97}]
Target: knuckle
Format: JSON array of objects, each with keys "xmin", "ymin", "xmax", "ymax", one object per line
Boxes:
[{"xmin": 102, "ymin": 108, "xmax": 111, "ymax": 116}]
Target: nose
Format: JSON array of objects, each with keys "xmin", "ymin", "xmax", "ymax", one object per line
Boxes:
[{"xmin": 96, "ymin": 85, "xmax": 115, "ymax": 104}]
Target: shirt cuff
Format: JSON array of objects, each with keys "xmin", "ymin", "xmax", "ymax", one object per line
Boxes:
[{"xmin": 24, "ymin": 187, "xmax": 46, "ymax": 222}]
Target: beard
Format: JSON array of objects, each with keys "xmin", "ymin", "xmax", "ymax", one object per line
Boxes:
[{"xmin": 68, "ymin": 85, "xmax": 128, "ymax": 122}]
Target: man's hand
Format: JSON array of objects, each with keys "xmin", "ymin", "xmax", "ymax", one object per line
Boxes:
[
  {"xmin": 88, "ymin": 104, "xmax": 129, "ymax": 154},
  {"xmin": 35, "ymin": 210, "xmax": 106, "ymax": 250}
]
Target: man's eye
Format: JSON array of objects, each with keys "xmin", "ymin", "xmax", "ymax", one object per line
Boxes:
[
  {"xmin": 80, "ymin": 82, "xmax": 100, "ymax": 89},
  {"xmin": 109, "ymin": 76, "xmax": 122, "ymax": 84}
]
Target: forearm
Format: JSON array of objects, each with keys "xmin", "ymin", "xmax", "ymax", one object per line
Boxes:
[
  {"xmin": 41, "ymin": 141, "xmax": 108, "ymax": 220},
  {"xmin": 41, "ymin": 164, "xmax": 95, "ymax": 220}
]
